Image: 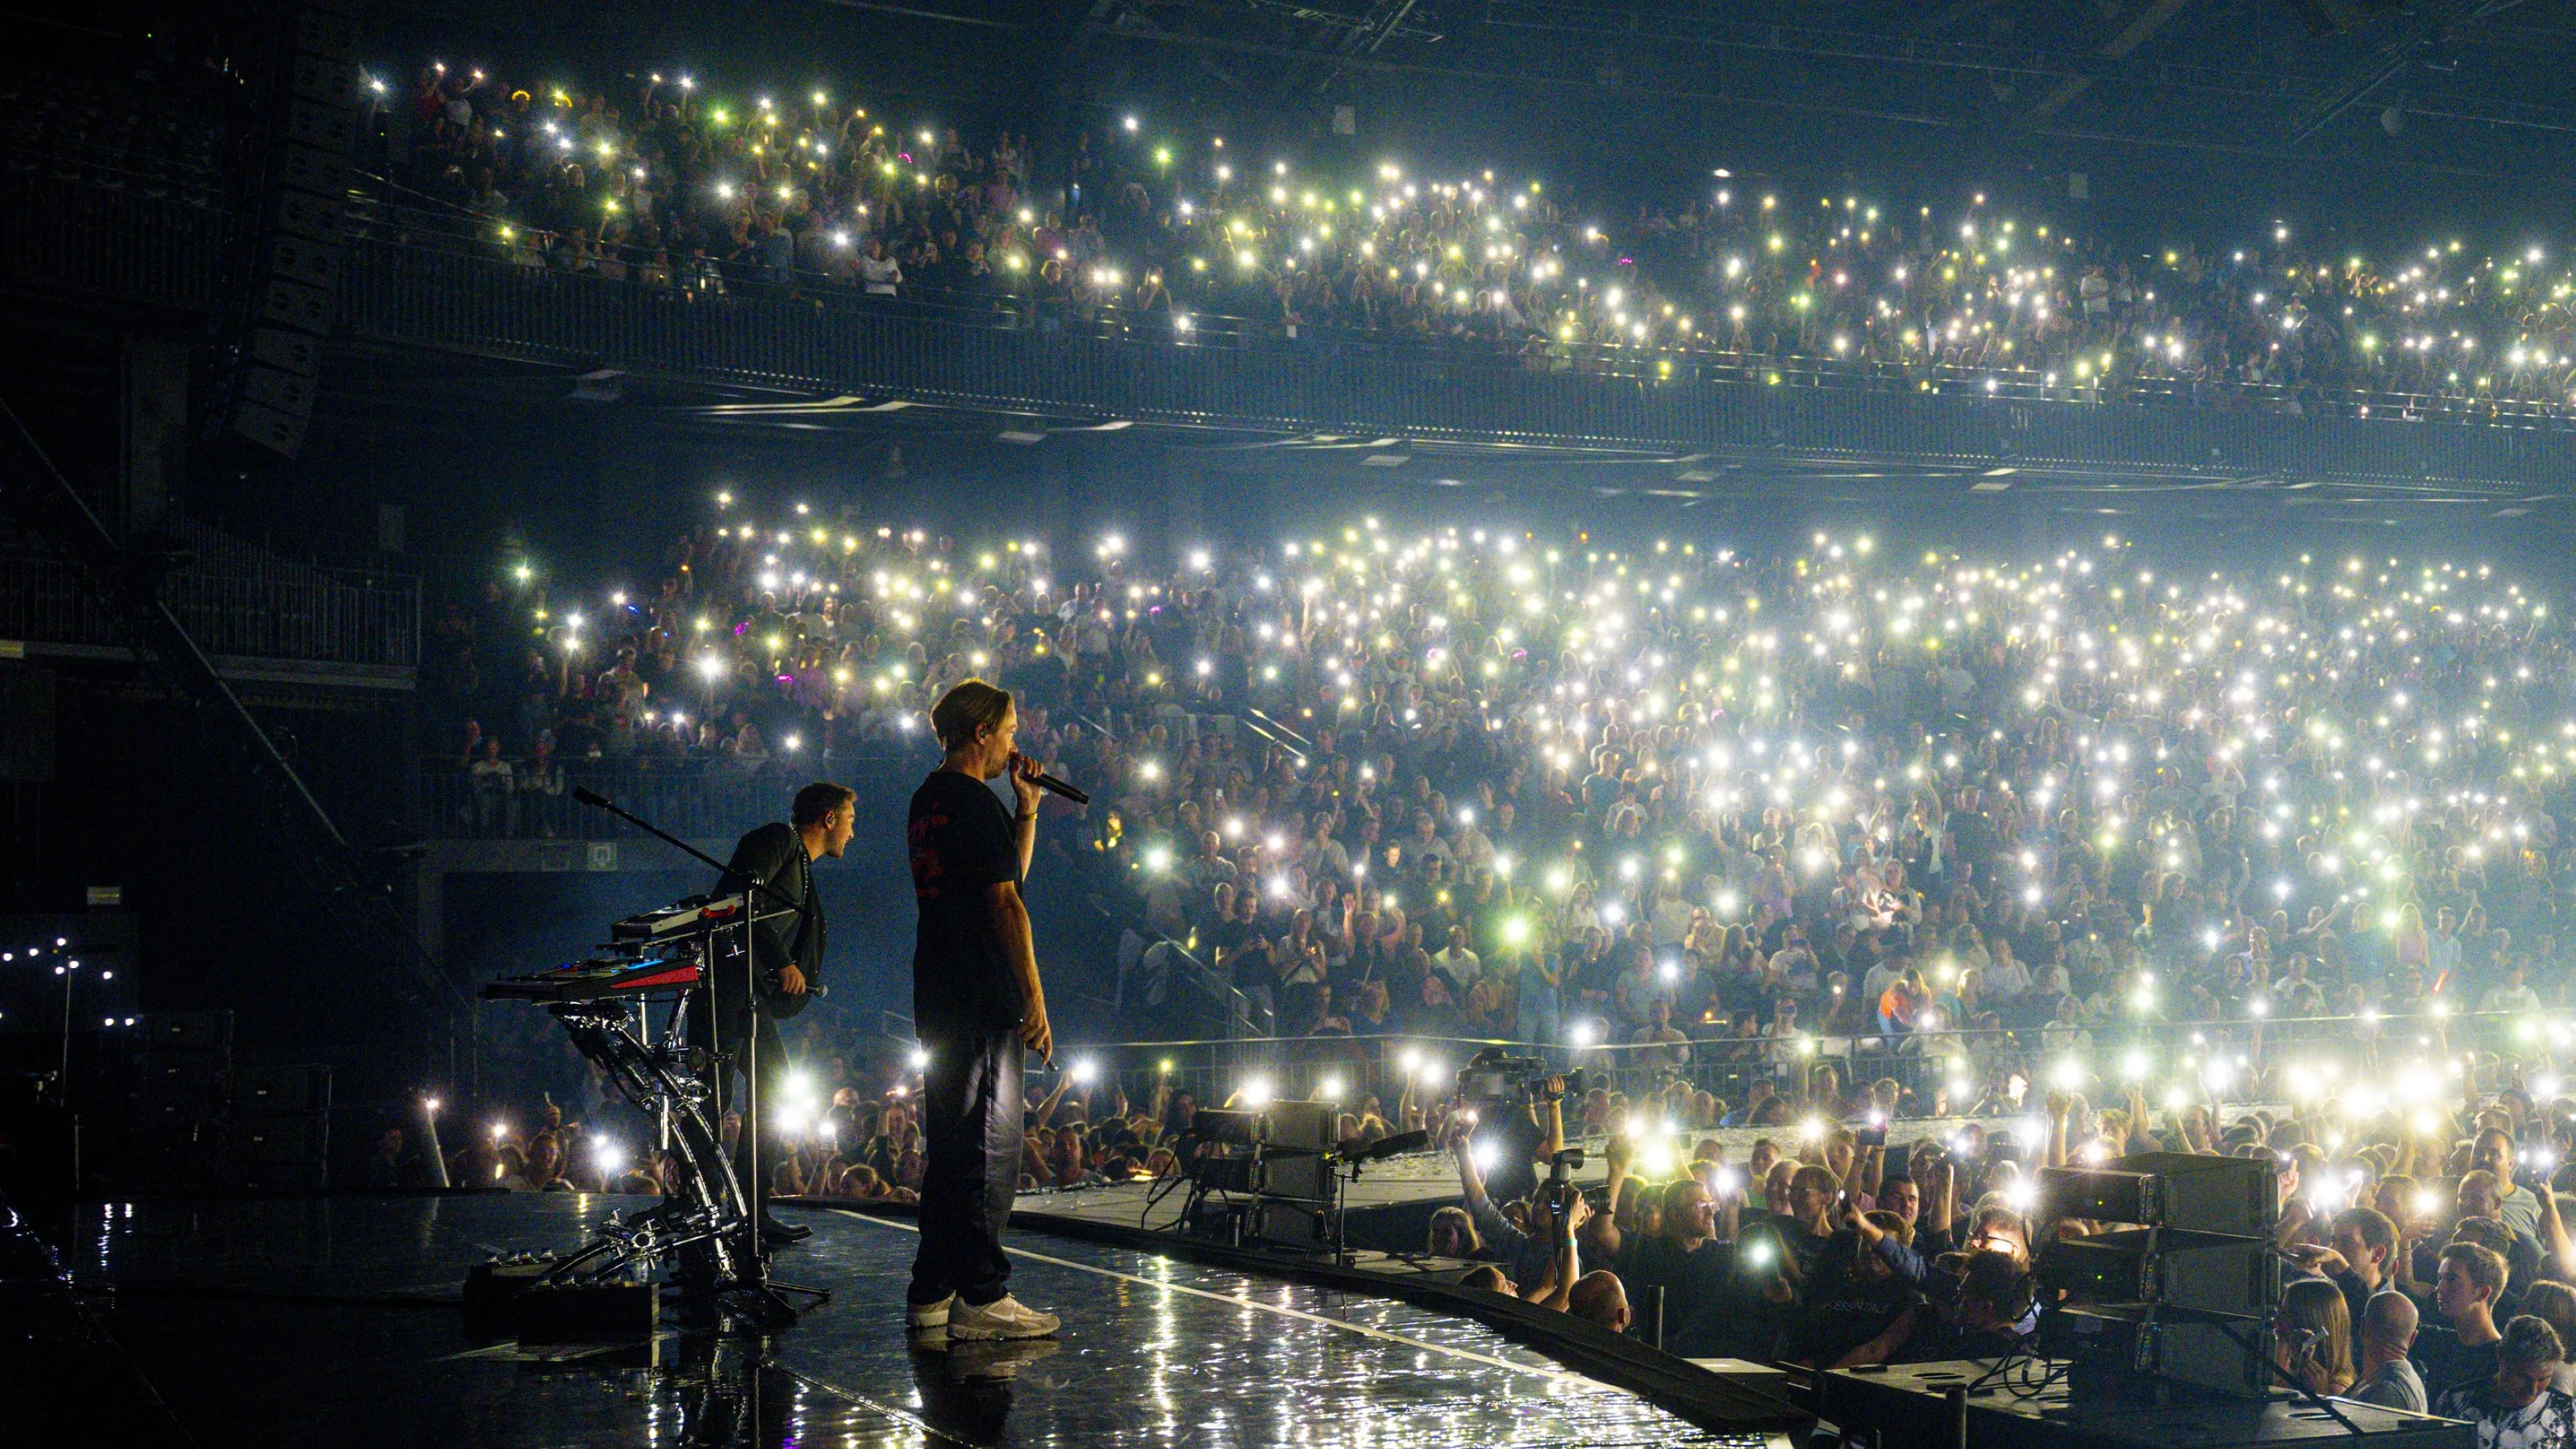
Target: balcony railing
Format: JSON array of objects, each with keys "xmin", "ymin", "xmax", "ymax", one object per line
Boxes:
[
  {"xmin": 15, "ymin": 167, "xmax": 2576, "ymax": 489},
  {"xmin": 0, "ymin": 526, "xmax": 418, "ymax": 670},
  {"xmin": 0, "ymin": 170, "xmax": 229, "ymax": 312},
  {"xmin": 338, "ymin": 235, "xmax": 2576, "ymax": 490},
  {"xmin": 417, "ymin": 754, "xmax": 917, "ymax": 842}
]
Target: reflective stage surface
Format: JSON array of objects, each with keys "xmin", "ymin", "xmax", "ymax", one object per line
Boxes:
[{"xmin": 66, "ymin": 1193, "xmax": 1768, "ymax": 1448}]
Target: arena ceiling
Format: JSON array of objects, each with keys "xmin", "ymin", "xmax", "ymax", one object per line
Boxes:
[{"xmin": 915, "ymin": 0, "xmax": 2576, "ymax": 221}]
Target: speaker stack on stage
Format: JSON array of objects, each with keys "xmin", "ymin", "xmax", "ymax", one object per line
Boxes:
[
  {"xmin": 129, "ymin": 1009, "xmax": 234, "ymax": 1189},
  {"xmin": 111, "ymin": 1011, "xmax": 332, "ymax": 1191},
  {"xmin": 2033, "ymin": 1152, "xmax": 2281, "ymax": 1399},
  {"xmin": 1183, "ymin": 1100, "xmax": 1343, "ymax": 1252},
  {"xmin": 227, "ymin": 1061, "xmax": 332, "ymax": 1191}
]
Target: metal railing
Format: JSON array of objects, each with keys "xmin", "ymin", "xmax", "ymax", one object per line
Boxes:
[
  {"xmin": 15, "ymin": 166, "xmax": 2576, "ymax": 488},
  {"xmin": 415, "ymin": 755, "xmax": 916, "ymax": 841},
  {"xmin": 1114, "ymin": 931, "xmax": 1263, "ymax": 1044},
  {"xmin": 0, "ymin": 170, "xmax": 229, "ymax": 311},
  {"xmin": 342, "ymin": 186, "xmax": 2576, "ymax": 441},
  {"xmin": 337, "ymin": 236, "xmax": 2576, "ymax": 490},
  {"xmin": 1022, "ymin": 1008, "xmax": 2548, "ymax": 1123},
  {"xmin": 0, "ymin": 537, "xmax": 419, "ymax": 669}
]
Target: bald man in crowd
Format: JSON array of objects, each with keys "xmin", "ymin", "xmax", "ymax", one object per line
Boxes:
[{"xmin": 2352, "ymin": 1290, "xmax": 2426, "ymax": 1413}]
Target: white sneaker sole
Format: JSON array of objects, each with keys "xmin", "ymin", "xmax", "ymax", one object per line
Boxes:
[
  {"xmin": 948, "ymin": 1313, "xmax": 1059, "ymax": 1341},
  {"xmin": 906, "ymin": 1303, "xmax": 952, "ymax": 1330}
]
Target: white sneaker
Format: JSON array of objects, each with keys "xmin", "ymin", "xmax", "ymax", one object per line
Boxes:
[
  {"xmin": 906, "ymin": 1294, "xmax": 955, "ymax": 1330},
  {"xmin": 947, "ymin": 1293, "xmax": 1059, "ymax": 1341}
]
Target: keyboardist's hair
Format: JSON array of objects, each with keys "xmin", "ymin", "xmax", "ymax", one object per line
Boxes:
[
  {"xmin": 931, "ymin": 678, "xmax": 1015, "ymax": 752},
  {"xmin": 792, "ymin": 782, "xmax": 857, "ymax": 828}
]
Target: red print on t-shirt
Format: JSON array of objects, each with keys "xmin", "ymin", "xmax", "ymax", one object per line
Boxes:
[{"xmin": 908, "ymin": 811, "xmax": 949, "ymax": 899}]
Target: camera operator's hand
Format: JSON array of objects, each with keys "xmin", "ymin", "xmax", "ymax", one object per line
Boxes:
[{"xmin": 1562, "ymin": 1191, "xmax": 1594, "ymax": 1238}]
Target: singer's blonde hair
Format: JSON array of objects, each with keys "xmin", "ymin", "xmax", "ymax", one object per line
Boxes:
[{"xmin": 930, "ymin": 679, "xmax": 1014, "ymax": 752}]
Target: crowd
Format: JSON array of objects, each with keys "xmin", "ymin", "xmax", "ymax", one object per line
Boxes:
[
  {"xmin": 429, "ymin": 482, "xmax": 2576, "ymax": 1432},
  {"xmin": 1427, "ymin": 1056, "xmax": 2576, "ymax": 1438},
  {"xmin": 429, "ymin": 1000, "xmax": 2576, "ymax": 1442},
  {"xmin": 364, "ymin": 51, "xmax": 2576, "ymax": 418},
  {"xmin": 440, "ymin": 494, "xmax": 2576, "ymax": 1098}
]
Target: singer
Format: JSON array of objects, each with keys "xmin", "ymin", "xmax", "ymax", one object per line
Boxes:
[{"xmin": 902, "ymin": 680, "xmax": 1060, "ymax": 1340}]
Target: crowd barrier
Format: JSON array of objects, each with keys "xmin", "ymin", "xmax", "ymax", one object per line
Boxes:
[{"xmin": 989, "ymin": 1006, "xmax": 2555, "ymax": 1124}]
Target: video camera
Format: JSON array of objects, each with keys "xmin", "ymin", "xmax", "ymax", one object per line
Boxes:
[
  {"xmin": 1456, "ymin": 1053, "xmax": 1585, "ymax": 1106},
  {"xmin": 1542, "ymin": 1147, "xmax": 1587, "ymax": 1222}
]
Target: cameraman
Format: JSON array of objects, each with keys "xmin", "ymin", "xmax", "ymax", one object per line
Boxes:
[{"xmin": 1463, "ymin": 1049, "xmax": 1565, "ymax": 1205}]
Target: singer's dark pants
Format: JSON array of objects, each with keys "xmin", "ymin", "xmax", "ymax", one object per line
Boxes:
[{"xmin": 909, "ymin": 1024, "xmax": 1022, "ymax": 1307}]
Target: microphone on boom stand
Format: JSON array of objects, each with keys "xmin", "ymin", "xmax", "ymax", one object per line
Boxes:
[{"xmin": 570, "ymin": 784, "xmax": 828, "ymax": 997}]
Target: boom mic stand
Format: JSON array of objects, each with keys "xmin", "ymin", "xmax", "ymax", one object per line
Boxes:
[{"xmin": 570, "ymin": 786, "xmax": 830, "ymax": 1327}]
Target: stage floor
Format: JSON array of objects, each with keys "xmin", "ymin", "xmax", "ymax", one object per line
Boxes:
[{"xmin": 62, "ymin": 1192, "xmax": 1779, "ymax": 1448}]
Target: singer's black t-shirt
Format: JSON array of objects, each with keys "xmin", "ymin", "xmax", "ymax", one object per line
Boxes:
[{"xmin": 908, "ymin": 769, "xmax": 1024, "ymax": 1035}]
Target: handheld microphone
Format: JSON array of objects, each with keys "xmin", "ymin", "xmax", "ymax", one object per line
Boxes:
[{"xmin": 1011, "ymin": 753, "xmax": 1090, "ymax": 806}]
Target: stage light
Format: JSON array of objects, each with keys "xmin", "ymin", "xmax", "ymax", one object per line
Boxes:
[
  {"xmin": 1240, "ymin": 1077, "xmax": 1273, "ymax": 1108},
  {"xmin": 909, "ymin": 1045, "xmax": 930, "ymax": 1071}
]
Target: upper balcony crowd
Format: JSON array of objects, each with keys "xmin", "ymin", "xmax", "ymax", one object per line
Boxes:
[{"xmin": 358, "ymin": 50, "xmax": 2576, "ymax": 425}]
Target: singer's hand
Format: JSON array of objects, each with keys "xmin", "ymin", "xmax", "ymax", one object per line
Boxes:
[
  {"xmin": 1007, "ymin": 751, "xmax": 1046, "ymax": 815},
  {"xmin": 776, "ymin": 965, "xmax": 808, "ymax": 996},
  {"xmin": 1019, "ymin": 1005, "xmax": 1053, "ymax": 1061}
]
